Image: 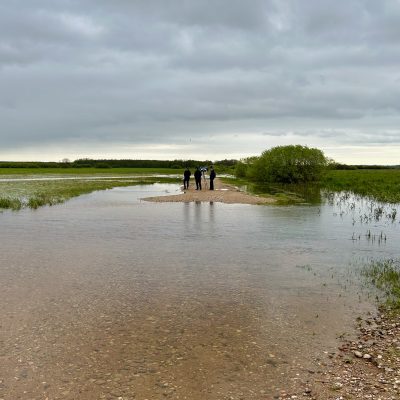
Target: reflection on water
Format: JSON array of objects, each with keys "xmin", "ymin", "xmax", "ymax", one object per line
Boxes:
[{"xmin": 0, "ymin": 183, "xmax": 399, "ymax": 399}]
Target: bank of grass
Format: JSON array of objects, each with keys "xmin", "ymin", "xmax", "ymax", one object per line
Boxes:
[
  {"xmin": 0, "ymin": 177, "xmax": 178, "ymax": 210},
  {"xmin": 229, "ymin": 169, "xmax": 400, "ymax": 204},
  {"xmin": 362, "ymin": 259, "xmax": 400, "ymax": 312},
  {"xmin": 220, "ymin": 177, "xmax": 308, "ymax": 204},
  {"xmin": 322, "ymin": 169, "xmax": 400, "ymax": 203}
]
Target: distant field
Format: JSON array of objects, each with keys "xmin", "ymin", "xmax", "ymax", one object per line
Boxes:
[
  {"xmin": 323, "ymin": 169, "xmax": 400, "ymax": 203},
  {"xmin": 0, "ymin": 167, "xmax": 182, "ymax": 176}
]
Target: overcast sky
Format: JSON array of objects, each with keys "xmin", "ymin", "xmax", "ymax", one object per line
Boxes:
[{"xmin": 1, "ymin": 0, "xmax": 400, "ymax": 163}]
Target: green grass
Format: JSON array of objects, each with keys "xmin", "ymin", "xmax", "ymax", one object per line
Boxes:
[
  {"xmin": 221, "ymin": 177, "xmax": 320, "ymax": 204},
  {"xmin": 0, "ymin": 197, "xmax": 22, "ymax": 210},
  {"xmin": 0, "ymin": 167, "xmax": 182, "ymax": 176},
  {"xmin": 362, "ymin": 259, "xmax": 400, "ymax": 312},
  {"xmin": 322, "ymin": 169, "xmax": 400, "ymax": 203},
  {"xmin": 0, "ymin": 168, "xmax": 181, "ymax": 210},
  {"xmin": 0, "ymin": 176, "xmax": 178, "ymax": 210},
  {"xmin": 229, "ymin": 169, "xmax": 400, "ymax": 204}
]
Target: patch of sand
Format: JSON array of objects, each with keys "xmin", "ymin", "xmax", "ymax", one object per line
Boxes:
[{"xmin": 143, "ymin": 178, "xmax": 276, "ymax": 205}]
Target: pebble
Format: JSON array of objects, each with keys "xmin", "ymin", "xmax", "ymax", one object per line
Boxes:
[{"xmin": 332, "ymin": 382, "xmax": 343, "ymax": 390}]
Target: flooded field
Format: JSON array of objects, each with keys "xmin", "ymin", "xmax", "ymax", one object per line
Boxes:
[
  {"xmin": 0, "ymin": 175, "xmax": 180, "ymax": 182},
  {"xmin": 1, "ymin": 183, "xmax": 399, "ymax": 399}
]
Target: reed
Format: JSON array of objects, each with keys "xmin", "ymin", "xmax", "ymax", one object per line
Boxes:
[
  {"xmin": 323, "ymin": 169, "xmax": 400, "ymax": 203},
  {"xmin": 361, "ymin": 259, "xmax": 400, "ymax": 311}
]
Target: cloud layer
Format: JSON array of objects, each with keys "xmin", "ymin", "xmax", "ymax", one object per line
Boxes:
[{"xmin": 1, "ymin": 1, "xmax": 400, "ymax": 163}]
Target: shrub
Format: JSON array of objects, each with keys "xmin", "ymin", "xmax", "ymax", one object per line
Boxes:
[
  {"xmin": 247, "ymin": 145, "xmax": 328, "ymax": 183},
  {"xmin": 235, "ymin": 161, "xmax": 248, "ymax": 178}
]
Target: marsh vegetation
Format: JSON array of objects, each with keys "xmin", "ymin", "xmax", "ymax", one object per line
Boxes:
[
  {"xmin": 362, "ymin": 259, "xmax": 400, "ymax": 311},
  {"xmin": 233, "ymin": 145, "xmax": 400, "ymax": 205},
  {"xmin": 322, "ymin": 169, "xmax": 400, "ymax": 203},
  {"xmin": 233, "ymin": 166, "xmax": 400, "ymax": 206},
  {"xmin": 0, "ymin": 175, "xmax": 178, "ymax": 210}
]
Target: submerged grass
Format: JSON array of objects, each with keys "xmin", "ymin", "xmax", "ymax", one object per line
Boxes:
[
  {"xmin": 0, "ymin": 176, "xmax": 178, "ymax": 210},
  {"xmin": 228, "ymin": 169, "xmax": 400, "ymax": 205},
  {"xmin": 362, "ymin": 259, "xmax": 400, "ymax": 312},
  {"xmin": 322, "ymin": 169, "xmax": 400, "ymax": 203}
]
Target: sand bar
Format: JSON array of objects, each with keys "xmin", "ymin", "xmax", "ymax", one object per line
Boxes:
[{"xmin": 143, "ymin": 178, "xmax": 276, "ymax": 205}]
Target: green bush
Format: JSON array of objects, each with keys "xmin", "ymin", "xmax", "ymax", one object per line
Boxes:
[
  {"xmin": 247, "ymin": 145, "xmax": 328, "ymax": 183},
  {"xmin": 234, "ymin": 161, "xmax": 248, "ymax": 178}
]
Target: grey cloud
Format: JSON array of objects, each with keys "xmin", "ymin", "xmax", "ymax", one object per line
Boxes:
[
  {"xmin": 1, "ymin": 0, "xmax": 400, "ymax": 162},
  {"xmin": 263, "ymin": 129, "xmax": 400, "ymax": 145}
]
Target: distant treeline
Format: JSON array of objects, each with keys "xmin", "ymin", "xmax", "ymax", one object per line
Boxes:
[
  {"xmin": 0, "ymin": 159, "xmax": 238, "ymax": 169},
  {"xmin": 331, "ymin": 163, "xmax": 400, "ymax": 170},
  {"xmin": 0, "ymin": 159, "xmax": 397, "ymax": 170}
]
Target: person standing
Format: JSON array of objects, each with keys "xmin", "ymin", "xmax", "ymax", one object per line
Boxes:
[
  {"xmin": 209, "ymin": 166, "xmax": 216, "ymax": 190},
  {"xmin": 194, "ymin": 167, "xmax": 202, "ymax": 190},
  {"xmin": 183, "ymin": 167, "xmax": 191, "ymax": 190}
]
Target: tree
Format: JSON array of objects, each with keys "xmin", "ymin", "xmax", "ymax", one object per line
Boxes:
[
  {"xmin": 235, "ymin": 157, "xmax": 258, "ymax": 178},
  {"xmin": 247, "ymin": 145, "xmax": 328, "ymax": 183}
]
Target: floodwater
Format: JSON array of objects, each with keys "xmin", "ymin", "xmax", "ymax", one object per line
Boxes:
[
  {"xmin": 1, "ymin": 184, "xmax": 399, "ymax": 399},
  {"xmin": 0, "ymin": 174, "xmax": 180, "ymax": 182}
]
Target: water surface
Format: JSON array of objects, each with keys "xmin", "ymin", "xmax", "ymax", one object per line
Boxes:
[{"xmin": 1, "ymin": 184, "xmax": 399, "ymax": 399}]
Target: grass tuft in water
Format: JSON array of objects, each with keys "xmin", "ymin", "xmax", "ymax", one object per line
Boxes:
[
  {"xmin": 362, "ymin": 259, "xmax": 400, "ymax": 311},
  {"xmin": 0, "ymin": 197, "xmax": 23, "ymax": 210}
]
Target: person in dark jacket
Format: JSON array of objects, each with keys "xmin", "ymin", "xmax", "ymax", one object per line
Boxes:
[
  {"xmin": 209, "ymin": 166, "xmax": 216, "ymax": 190},
  {"xmin": 183, "ymin": 167, "xmax": 191, "ymax": 190},
  {"xmin": 194, "ymin": 167, "xmax": 202, "ymax": 190}
]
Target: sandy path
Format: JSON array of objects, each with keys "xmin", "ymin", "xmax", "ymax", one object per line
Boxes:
[{"xmin": 143, "ymin": 178, "xmax": 276, "ymax": 205}]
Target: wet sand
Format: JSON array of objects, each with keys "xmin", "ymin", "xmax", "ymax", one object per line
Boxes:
[{"xmin": 143, "ymin": 178, "xmax": 276, "ymax": 205}]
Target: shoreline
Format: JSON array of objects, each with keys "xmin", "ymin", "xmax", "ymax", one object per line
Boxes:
[
  {"xmin": 142, "ymin": 178, "xmax": 276, "ymax": 205},
  {"xmin": 307, "ymin": 309, "xmax": 400, "ymax": 399}
]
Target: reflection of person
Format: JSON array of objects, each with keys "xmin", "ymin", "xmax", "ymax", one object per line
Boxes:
[
  {"xmin": 194, "ymin": 167, "xmax": 202, "ymax": 190},
  {"xmin": 209, "ymin": 166, "xmax": 216, "ymax": 190},
  {"xmin": 183, "ymin": 167, "xmax": 191, "ymax": 190}
]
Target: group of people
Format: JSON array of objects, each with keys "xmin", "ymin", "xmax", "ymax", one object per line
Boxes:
[{"xmin": 183, "ymin": 166, "xmax": 216, "ymax": 191}]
